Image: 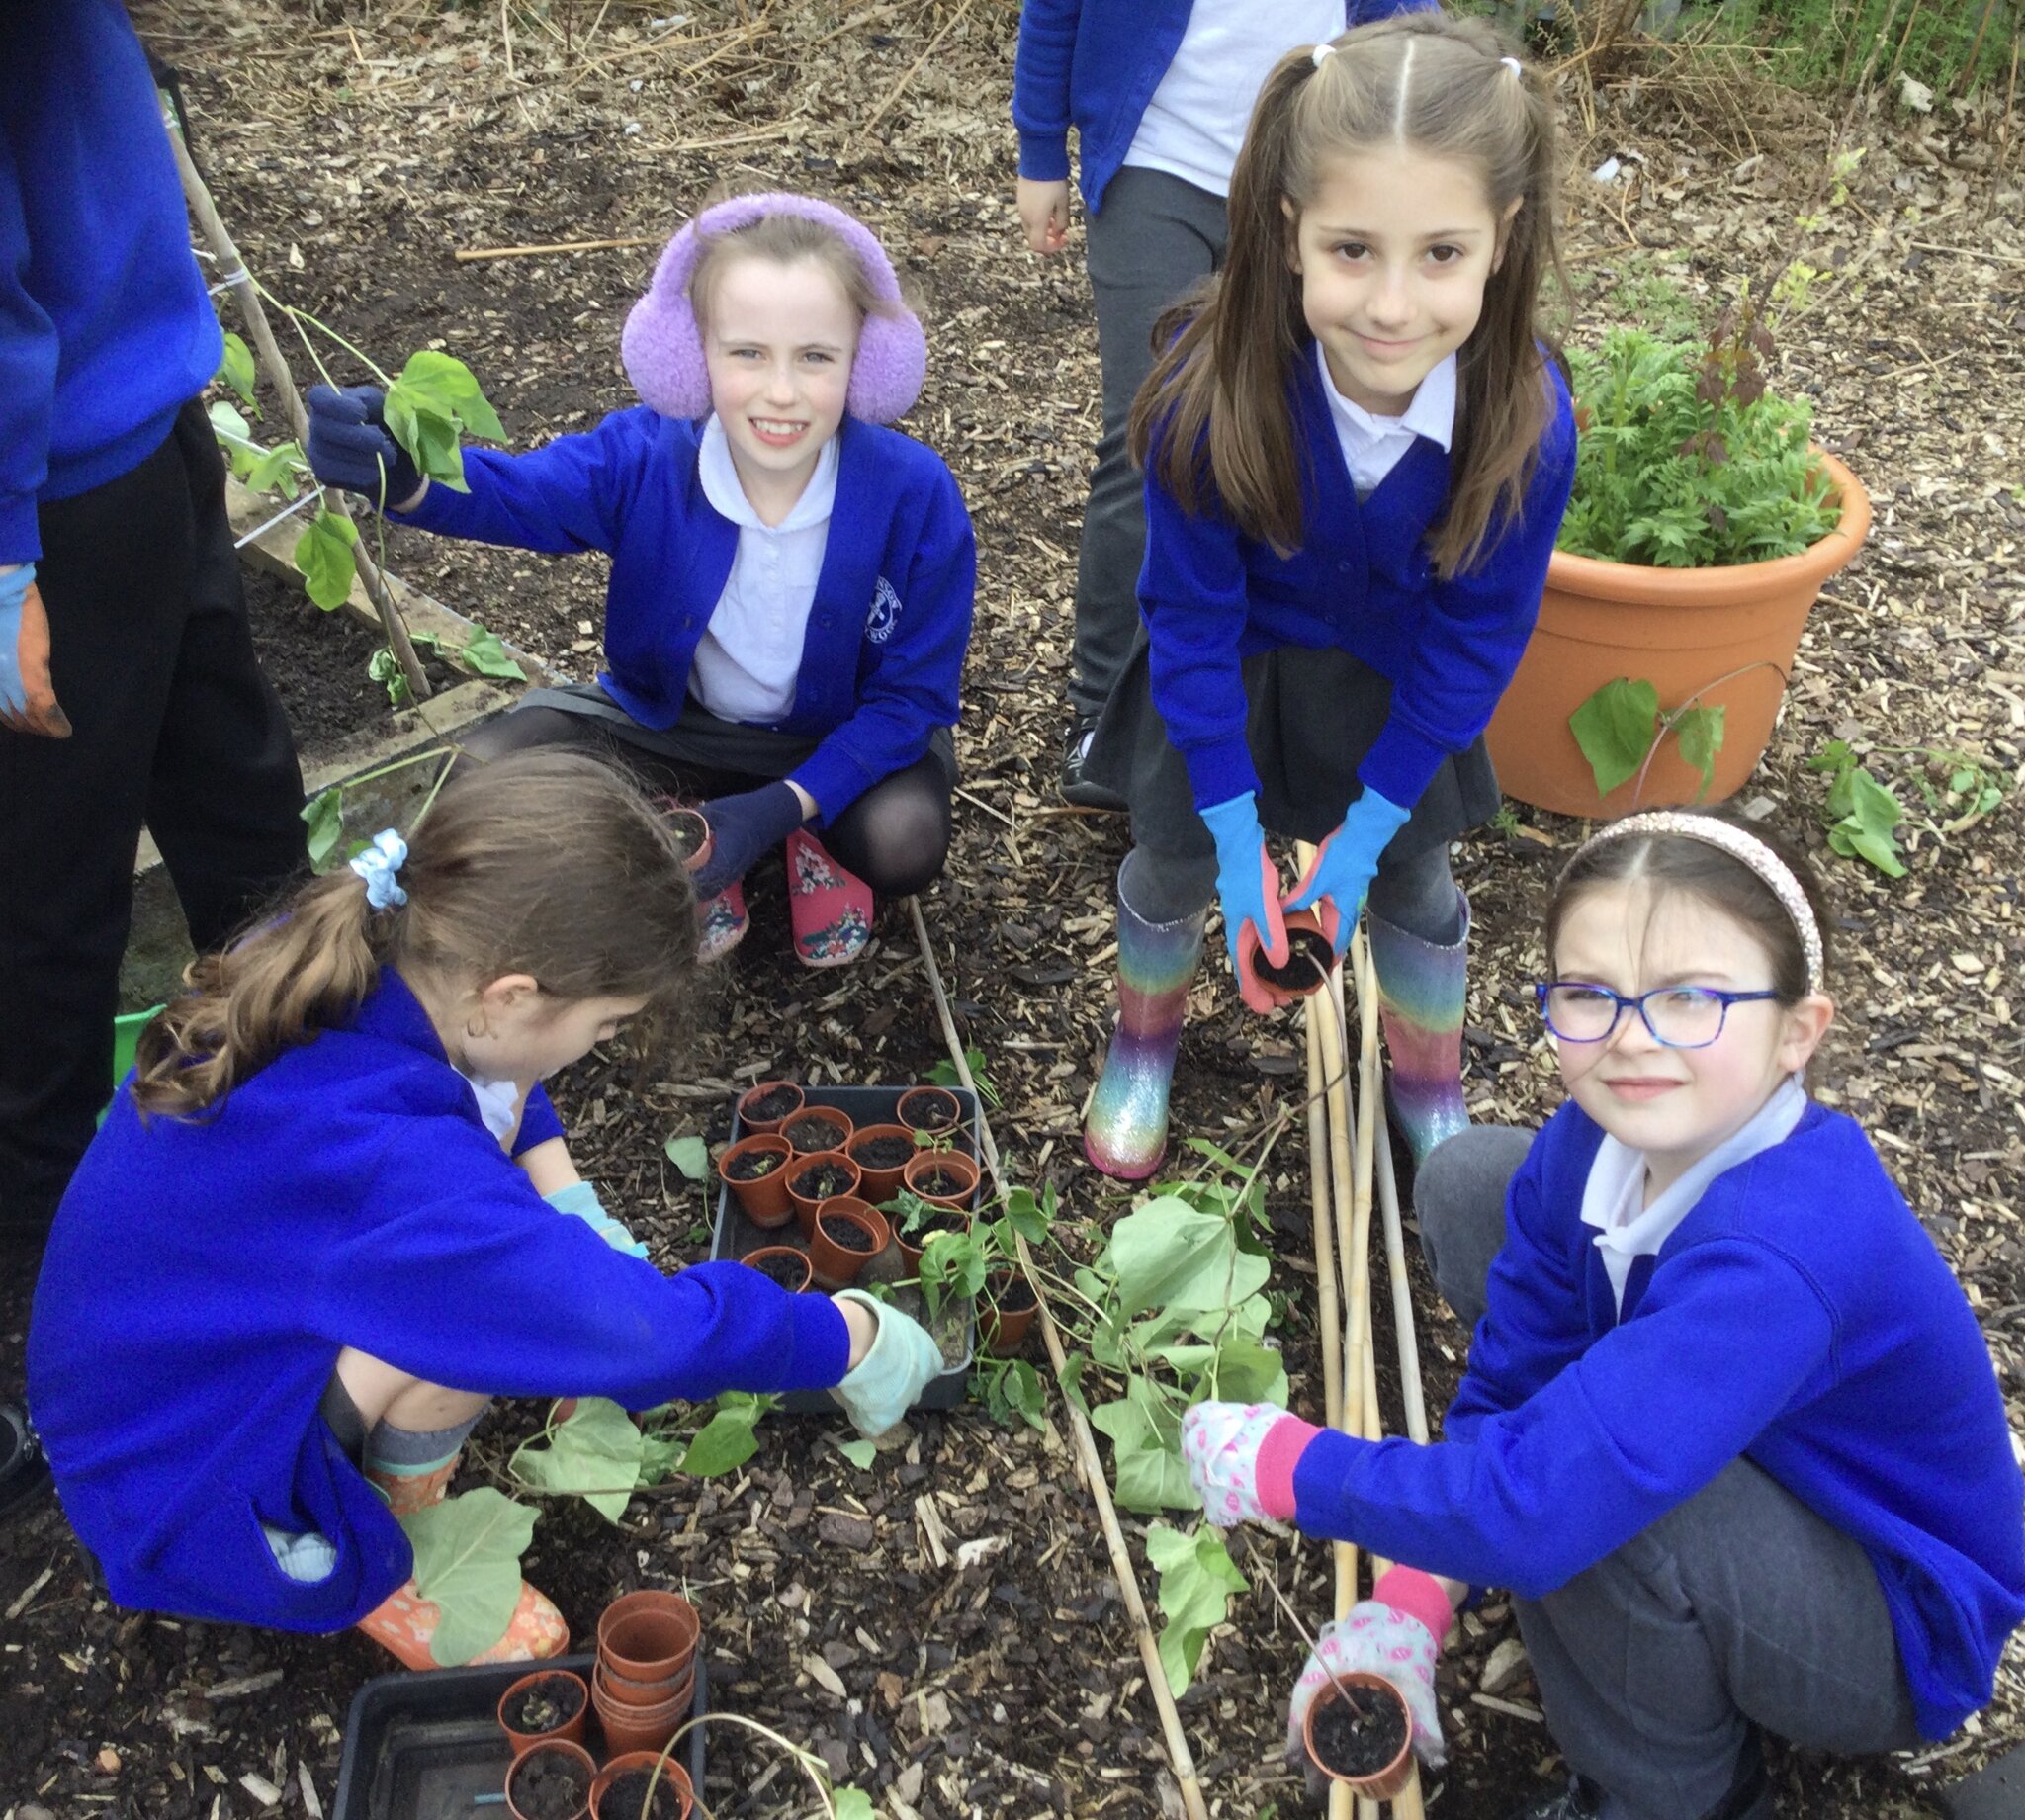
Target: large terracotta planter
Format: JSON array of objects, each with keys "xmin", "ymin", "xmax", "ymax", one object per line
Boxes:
[{"xmin": 1486, "ymin": 451, "xmax": 1871, "ymax": 817}]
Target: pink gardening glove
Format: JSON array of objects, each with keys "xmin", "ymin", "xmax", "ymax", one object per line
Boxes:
[
  {"xmin": 1286, "ymin": 1566, "xmax": 1453, "ymax": 1772},
  {"xmin": 1179, "ymin": 1400, "xmax": 1322, "ymax": 1526}
]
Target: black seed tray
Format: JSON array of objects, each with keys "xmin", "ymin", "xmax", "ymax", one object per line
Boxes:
[
  {"xmin": 329, "ymin": 1650, "xmax": 706, "ymax": 1820},
  {"xmin": 709, "ymin": 1083, "xmax": 979, "ymax": 1413}
]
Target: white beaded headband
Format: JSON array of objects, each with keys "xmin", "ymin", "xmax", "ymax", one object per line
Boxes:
[{"xmin": 1569, "ymin": 812, "xmax": 1824, "ymax": 995}]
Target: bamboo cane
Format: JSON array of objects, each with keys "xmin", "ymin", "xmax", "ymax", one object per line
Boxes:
[
  {"xmin": 906, "ymin": 899, "xmax": 1211, "ymax": 1820},
  {"xmin": 1306, "ymin": 1005, "xmax": 1346, "ymax": 1432},
  {"xmin": 166, "ymin": 114, "xmax": 433, "ymax": 702}
]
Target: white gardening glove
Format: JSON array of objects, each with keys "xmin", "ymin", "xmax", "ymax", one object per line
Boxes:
[
  {"xmin": 830, "ymin": 1290, "xmax": 942, "ymax": 1436},
  {"xmin": 1286, "ymin": 1565, "xmax": 1453, "ymax": 1772},
  {"xmin": 1179, "ymin": 1400, "xmax": 1320, "ymax": 1526}
]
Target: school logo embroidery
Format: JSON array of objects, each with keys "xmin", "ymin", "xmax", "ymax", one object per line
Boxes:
[{"xmin": 865, "ymin": 575, "xmax": 902, "ymax": 645}]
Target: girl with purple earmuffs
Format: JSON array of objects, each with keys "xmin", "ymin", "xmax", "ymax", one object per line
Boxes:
[{"xmin": 306, "ymin": 194, "xmax": 977, "ymax": 969}]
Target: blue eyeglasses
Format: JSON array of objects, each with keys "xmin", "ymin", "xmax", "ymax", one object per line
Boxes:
[{"xmin": 1535, "ymin": 982, "xmax": 1782, "ymax": 1050}]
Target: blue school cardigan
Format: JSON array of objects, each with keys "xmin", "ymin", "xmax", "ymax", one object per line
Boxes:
[
  {"xmin": 1288, "ymin": 1099, "xmax": 2025, "ymax": 1740},
  {"xmin": 28, "ymin": 971, "xmax": 850, "ymax": 1635},
  {"xmin": 0, "ymin": 0, "xmax": 225, "ymax": 563},
  {"xmin": 396, "ymin": 409, "xmax": 976, "ymax": 823},
  {"xmin": 1011, "ymin": 0, "xmax": 1437, "ymax": 214},
  {"xmin": 1141, "ymin": 346, "xmax": 1578, "ymax": 813}
]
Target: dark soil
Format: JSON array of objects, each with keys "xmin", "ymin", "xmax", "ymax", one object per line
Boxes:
[
  {"xmin": 241, "ymin": 563, "xmax": 389, "ymax": 754},
  {"xmin": 742, "ymin": 1252, "xmax": 809, "ymax": 1290},
  {"xmin": 850, "ymin": 1134, "xmax": 917, "ymax": 1170},
  {"xmin": 597, "ymin": 1768, "xmax": 685, "ymax": 1820},
  {"xmin": 1308, "ymin": 1682, "xmax": 1409, "ymax": 1781},
  {"xmin": 912, "ymin": 1167, "xmax": 972, "ymax": 1201},
  {"xmin": 789, "ymin": 1162, "xmax": 855, "ymax": 1201},
  {"xmin": 503, "ymin": 1673, "xmax": 586, "ymax": 1735},
  {"xmin": 509, "ymin": 1749, "xmax": 592, "ymax": 1820},
  {"xmin": 895, "ymin": 1088, "xmax": 959, "ymax": 1132},
  {"xmin": 989, "ymin": 1273, "xmax": 1037, "ymax": 1315},
  {"xmin": 665, "ymin": 811, "xmax": 709, "ymax": 862},
  {"xmin": 739, "ymin": 1085, "xmax": 803, "ymax": 1124},
  {"xmin": 900, "ymin": 1209, "xmax": 968, "ymax": 1244},
  {"xmin": 1253, "ymin": 926, "xmax": 1335, "ymax": 996},
  {"xmin": 818, "ymin": 1216, "xmax": 876, "ymax": 1254},
  {"xmin": 722, "ymin": 1146, "xmax": 784, "ymax": 1181},
  {"xmin": 782, "ymin": 1114, "xmax": 851, "ymax": 1154}
]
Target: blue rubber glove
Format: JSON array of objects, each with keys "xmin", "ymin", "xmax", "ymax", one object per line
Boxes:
[
  {"xmin": 545, "ymin": 1180, "xmax": 649, "ymax": 1259},
  {"xmin": 1286, "ymin": 786, "xmax": 1412, "ymax": 957},
  {"xmin": 0, "ymin": 563, "xmax": 70, "ymax": 737},
  {"xmin": 306, "ymin": 385, "xmax": 424, "ymax": 509},
  {"xmin": 830, "ymin": 1290, "xmax": 944, "ymax": 1435},
  {"xmin": 690, "ymin": 782, "xmax": 806, "ymax": 897},
  {"xmin": 1200, "ymin": 794, "xmax": 1287, "ymax": 1015}
]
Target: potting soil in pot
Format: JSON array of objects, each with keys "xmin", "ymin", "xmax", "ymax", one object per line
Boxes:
[
  {"xmin": 597, "ymin": 1769, "xmax": 685, "ymax": 1820},
  {"xmin": 745, "ymin": 1253, "xmax": 808, "ymax": 1289},
  {"xmin": 510, "ymin": 1752, "xmax": 591, "ymax": 1820},
  {"xmin": 852, "ymin": 1134, "xmax": 915, "ymax": 1170},
  {"xmin": 504, "ymin": 1675, "xmax": 585, "ymax": 1734},
  {"xmin": 723, "ymin": 1149, "xmax": 783, "ymax": 1181},
  {"xmin": 783, "ymin": 1115, "xmax": 847, "ymax": 1152},
  {"xmin": 742, "ymin": 1085, "xmax": 801, "ymax": 1122},
  {"xmin": 791, "ymin": 1163, "xmax": 854, "ymax": 1200},
  {"xmin": 1309, "ymin": 1683, "xmax": 1408, "ymax": 1779},
  {"xmin": 818, "ymin": 1215, "xmax": 876, "ymax": 1253},
  {"xmin": 993, "ymin": 1275, "xmax": 1037, "ymax": 1315},
  {"xmin": 900, "ymin": 1089, "xmax": 958, "ymax": 1129},
  {"xmin": 914, "ymin": 1166, "xmax": 970, "ymax": 1199},
  {"xmin": 665, "ymin": 814, "xmax": 707, "ymax": 862},
  {"xmin": 905, "ymin": 1210, "xmax": 967, "ymax": 1243},
  {"xmin": 1253, "ymin": 926, "xmax": 1334, "ymax": 994}
]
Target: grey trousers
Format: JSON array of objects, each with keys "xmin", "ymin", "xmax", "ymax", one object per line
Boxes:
[
  {"xmin": 1414, "ymin": 1129, "xmax": 1924, "ymax": 1820},
  {"xmin": 1069, "ymin": 167, "xmax": 1229, "ymax": 723}
]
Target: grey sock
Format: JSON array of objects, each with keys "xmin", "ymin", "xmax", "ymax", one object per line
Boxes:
[{"xmin": 364, "ymin": 1405, "xmax": 488, "ymax": 1476}]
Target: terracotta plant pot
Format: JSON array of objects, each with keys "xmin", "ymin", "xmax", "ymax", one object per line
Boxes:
[
  {"xmin": 1485, "ymin": 450, "xmax": 1871, "ymax": 816},
  {"xmin": 981, "ymin": 1268, "xmax": 1039, "ymax": 1354},
  {"xmin": 780, "ymin": 1104, "xmax": 854, "ymax": 1158},
  {"xmin": 736, "ymin": 1080, "xmax": 804, "ymax": 1134},
  {"xmin": 595, "ymin": 1655, "xmax": 694, "ymax": 1709},
  {"xmin": 895, "ymin": 1085, "xmax": 963, "ymax": 1139},
  {"xmin": 1241, "ymin": 908, "xmax": 1335, "ymax": 1010},
  {"xmin": 597, "ymin": 1590, "xmax": 700, "ymax": 1685},
  {"xmin": 662, "ymin": 805, "xmax": 714, "ymax": 876},
  {"xmin": 846, "ymin": 1122, "xmax": 918, "ymax": 1201},
  {"xmin": 738, "ymin": 1244, "xmax": 814, "ymax": 1293},
  {"xmin": 902, "ymin": 1149, "xmax": 979, "ymax": 1213},
  {"xmin": 893, "ymin": 1205, "xmax": 970, "ymax": 1274},
  {"xmin": 807, "ymin": 1198, "xmax": 890, "ymax": 1290},
  {"xmin": 589, "ymin": 1752, "xmax": 695, "ymax": 1820},
  {"xmin": 591, "ymin": 1671, "xmax": 691, "ymax": 1758},
  {"xmin": 719, "ymin": 1133, "xmax": 795, "ymax": 1227},
  {"xmin": 786, "ymin": 1151, "xmax": 862, "ymax": 1238},
  {"xmin": 504, "ymin": 1737, "xmax": 595, "ymax": 1820},
  {"xmin": 497, "ymin": 1666, "xmax": 589, "ymax": 1758},
  {"xmin": 1300, "ymin": 1674, "xmax": 1415, "ymax": 1801}
]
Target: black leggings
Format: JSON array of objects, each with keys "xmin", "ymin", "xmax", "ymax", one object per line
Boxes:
[{"xmin": 456, "ymin": 704, "xmax": 954, "ymax": 899}]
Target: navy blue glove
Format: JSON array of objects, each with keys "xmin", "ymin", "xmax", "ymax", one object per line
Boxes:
[
  {"xmin": 306, "ymin": 385, "xmax": 423, "ymax": 509},
  {"xmin": 691, "ymin": 782, "xmax": 806, "ymax": 896}
]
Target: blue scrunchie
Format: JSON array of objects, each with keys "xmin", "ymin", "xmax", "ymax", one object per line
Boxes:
[{"xmin": 349, "ymin": 828, "xmax": 408, "ymax": 910}]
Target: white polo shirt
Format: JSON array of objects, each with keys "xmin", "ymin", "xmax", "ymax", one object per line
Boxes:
[{"xmin": 1316, "ymin": 343, "xmax": 1457, "ymax": 500}]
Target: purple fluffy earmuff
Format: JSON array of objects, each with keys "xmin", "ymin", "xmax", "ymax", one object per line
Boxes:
[{"xmin": 620, "ymin": 192, "xmax": 926, "ymax": 425}]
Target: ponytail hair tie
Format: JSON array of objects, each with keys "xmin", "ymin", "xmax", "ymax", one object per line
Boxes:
[
  {"xmin": 1501, "ymin": 54, "xmax": 1524, "ymax": 76},
  {"xmin": 350, "ymin": 829, "xmax": 408, "ymax": 911},
  {"xmin": 1311, "ymin": 42, "xmax": 1336, "ymax": 67}
]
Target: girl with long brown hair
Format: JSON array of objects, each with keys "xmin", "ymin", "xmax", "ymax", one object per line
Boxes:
[
  {"xmin": 1081, "ymin": 13, "xmax": 1578, "ymax": 1183},
  {"xmin": 28, "ymin": 750, "xmax": 943, "ymax": 1671}
]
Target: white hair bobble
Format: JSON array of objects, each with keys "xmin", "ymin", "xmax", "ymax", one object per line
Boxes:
[
  {"xmin": 1501, "ymin": 54, "xmax": 1524, "ymax": 76},
  {"xmin": 350, "ymin": 828, "xmax": 409, "ymax": 911},
  {"xmin": 1312, "ymin": 43, "xmax": 1337, "ymax": 67}
]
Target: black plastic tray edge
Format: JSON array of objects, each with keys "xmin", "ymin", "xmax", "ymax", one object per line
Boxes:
[
  {"xmin": 330, "ymin": 1648, "xmax": 708, "ymax": 1819},
  {"xmin": 708, "ymin": 1083, "xmax": 979, "ymax": 1414}
]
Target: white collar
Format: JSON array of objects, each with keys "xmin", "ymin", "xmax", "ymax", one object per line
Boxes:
[
  {"xmin": 458, "ymin": 1071, "xmax": 522, "ymax": 1143},
  {"xmin": 1315, "ymin": 343, "xmax": 1457, "ymax": 453},
  {"xmin": 1581, "ymin": 1075, "xmax": 1810, "ymax": 1260},
  {"xmin": 698, "ymin": 414, "xmax": 839, "ymax": 534}
]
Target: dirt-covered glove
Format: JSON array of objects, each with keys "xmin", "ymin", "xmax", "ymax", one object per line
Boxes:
[
  {"xmin": 1285, "ymin": 786, "xmax": 1411, "ymax": 958},
  {"xmin": 307, "ymin": 384, "xmax": 424, "ymax": 508},
  {"xmin": 1287, "ymin": 1566, "xmax": 1454, "ymax": 1771},
  {"xmin": 0, "ymin": 563, "xmax": 70, "ymax": 737},
  {"xmin": 545, "ymin": 1180, "xmax": 649, "ymax": 1259},
  {"xmin": 1180, "ymin": 1400, "xmax": 1322, "ymax": 1526},
  {"xmin": 830, "ymin": 1290, "xmax": 942, "ymax": 1436}
]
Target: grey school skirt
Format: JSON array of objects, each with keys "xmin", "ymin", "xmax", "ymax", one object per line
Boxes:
[{"xmin": 1082, "ymin": 636, "xmax": 1501, "ymax": 863}]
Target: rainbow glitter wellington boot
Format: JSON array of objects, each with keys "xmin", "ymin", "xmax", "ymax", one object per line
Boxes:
[
  {"xmin": 1083, "ymin": 879, "xmax": 1206, "ymax": 1182},
  {"xmin": 1368, "ymin": 889, "xmax": 1472, "ymax": 1169}
]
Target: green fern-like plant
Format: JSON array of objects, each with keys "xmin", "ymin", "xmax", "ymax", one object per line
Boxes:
[{"xmin": 1558, "ymin": 299, "xmax": 1842, "ymax": 569}]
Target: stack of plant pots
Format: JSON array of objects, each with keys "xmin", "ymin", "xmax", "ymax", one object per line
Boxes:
[{"xmin": 590, "ymin": 1590, "xmax": 699, "ymax": 1757}]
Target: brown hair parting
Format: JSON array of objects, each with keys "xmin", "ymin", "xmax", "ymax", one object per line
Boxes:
[
  {"xmin": 132, "ymin": 748, "xmax": 700, "ymax": 1121},
  {"xmin": 1128, "ymin": 12, "xmax": 1567, "ymax": 574},
  {"xmin": 1544, "ymin": 809, "xmax": 1833, "ymax": 1007}
]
